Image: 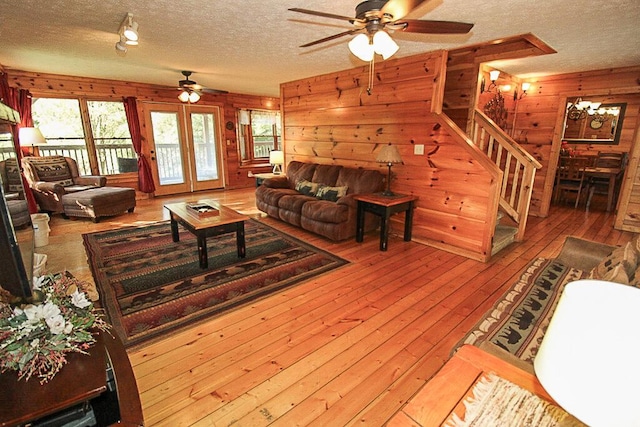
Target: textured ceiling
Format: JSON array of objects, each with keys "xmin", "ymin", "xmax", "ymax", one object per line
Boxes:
[{"xmin": 1, "ymin": 0, "xmax": 639, "ymax": 97}]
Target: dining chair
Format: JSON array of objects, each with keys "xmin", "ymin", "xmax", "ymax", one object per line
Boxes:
[
  {"xmin": 585, "ymin": 152, "xmax": 626, "ymax": 211},
  {"xmin": 554, "ymin": 157, "xmax": 590, "ymax": 208}
]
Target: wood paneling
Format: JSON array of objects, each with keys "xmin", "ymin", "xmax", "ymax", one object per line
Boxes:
[
  {"xmin": 281, "ymin": 51, "xmax": 498, "ymax": 260},
  {"xmin": 6, "ymin": 69, "xmax": 280, "ymax": 191}
]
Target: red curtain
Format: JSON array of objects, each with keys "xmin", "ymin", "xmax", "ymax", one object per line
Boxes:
[
  {"xmin": 0, "ymin": 72, "xmax": 38, "ymax": 213},
  {"xmin": 123, "ymin": 97, "xmax": 155, "ymax": 193}
]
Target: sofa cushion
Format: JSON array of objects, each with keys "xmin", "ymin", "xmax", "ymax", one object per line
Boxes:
[
  {"xmin": 255, "ymin": 185, "xmax": 299, "ymax": 206},
  {"xmin": 302, "ymin": 200, "xmax": 349, "ymax": 224},
  {"xmin": 311, "ymin": 164, "xmax": 342, "ymax": 186},
  {"xmin": 588, "ymin": 241, "xmax": 637, "ymax": 284},
  {"xmin": 295, "ymin": 179, "xmax": 320, "ymax": 196},
  {"xmin": 336, "ymin": 167, "xmax": 384, "ymax": 194},
  {"xmin": 316, "ymin": 185, "xmax": 348, "ymax": 202},
  {"xmin": 27, "ymin": 156, "xmax": 74, "ymax": 186},
  {"xmin": 286, "ymin": 161, "xmax": 317, "ymax": 189},
  {"xmin": 278, "ymin": 193, "xmax": 316, "ymax": 213}
]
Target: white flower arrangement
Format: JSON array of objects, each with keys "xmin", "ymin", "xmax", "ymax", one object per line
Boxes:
[{"xmin": 0, "ymin": 273, "xmax": 110, "ymax": 384}]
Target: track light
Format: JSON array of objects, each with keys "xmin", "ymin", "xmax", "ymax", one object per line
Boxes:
[
  {"xmin": 115, "ymin": 35, "xmax": 128, "ymax": 56},
  {"xmin": 115, "ymin": 12, "xmax": 139, "ymax": 55},
  {"xmin": 122, "ymin": 13, "xmax": 138, "ymax": 42}
]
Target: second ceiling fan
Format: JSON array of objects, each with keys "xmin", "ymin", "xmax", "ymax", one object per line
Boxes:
[
  {"xmin": 289, "ymin": 0, "xmax": 473, "ymax": 61},
  {"xmin": 177, "ymin": 71, "xmax": 228, "ymax": 103}
]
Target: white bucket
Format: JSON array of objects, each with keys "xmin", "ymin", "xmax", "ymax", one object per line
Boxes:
[{"xmin": 31, "ymin": 213, "xmax": 50, "ymax": 247}]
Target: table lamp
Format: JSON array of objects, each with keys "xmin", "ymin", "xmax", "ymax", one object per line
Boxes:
[
  {"xmin": 18, "ymin": 127, "xmax": 46, "ymax": 155},
  {"xmin": 376, "ymin": 143, "xmax": 403, "ymax": 197},
  {"xmin": 534, "ymin": 280, "xmax": 640, "ymax": 427},
  {"xmin": 269, "ymin": 150, "xmax": 284, "ymax": 175}
]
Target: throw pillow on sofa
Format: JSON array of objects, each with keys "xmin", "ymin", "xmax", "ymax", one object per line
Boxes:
[
  {"xmin": 316, "ymin": 185, "xmax": 348, "ymax": 202},
  {"xmin": 295, "ymin": 179, "xmax": 320, "ymax": 196},
  {"xmin": 588, "ymin": 241, "xmax": 638, "ymax": 285}
]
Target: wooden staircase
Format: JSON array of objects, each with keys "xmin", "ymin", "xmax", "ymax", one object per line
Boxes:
[{"xmin": 470, "ymin": 110, "xmax": 542, "ymax": 252}]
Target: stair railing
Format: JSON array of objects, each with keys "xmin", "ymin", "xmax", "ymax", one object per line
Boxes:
[{"xmin": 471, "ymin": 109, "xmax": 542, "ymax": 241}]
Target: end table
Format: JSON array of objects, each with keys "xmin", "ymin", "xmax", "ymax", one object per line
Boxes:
[{"xmin": 354, "ymin": 193, "xmax": 417, "ymax": 251}]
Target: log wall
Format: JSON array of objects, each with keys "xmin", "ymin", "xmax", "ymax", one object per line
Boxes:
[
  {"xmin": 5, "ymin": 69, "xmax": 280, "ymax": 191},
  {"xmin": 281, "ymin": 51, "xmax": 499, "ymax": 260}
]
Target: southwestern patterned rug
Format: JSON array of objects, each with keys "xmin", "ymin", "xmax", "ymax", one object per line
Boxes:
[{"xmin": 83, "ymin": 219, "xmax": 348, "ymax": 349}]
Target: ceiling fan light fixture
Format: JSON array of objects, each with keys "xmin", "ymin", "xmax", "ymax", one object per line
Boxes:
[
  {"xmin": 188, "ymin": 91, "xmax": 201, "ymax": 103},
  {"xmin": 348, "ymin": 33, "xmax": 374, "ymax": 61},
  {"xmin": 178, "ymin": 90, "xmax": 190, "ymax": 103},
  {"xmin": 372, "ymin": 30, "xmax": 399, "ymax": 60}
]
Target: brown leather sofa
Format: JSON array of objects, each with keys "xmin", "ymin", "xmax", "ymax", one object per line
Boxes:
[{"xmin": 256, "ymin": 161, "xmax": 385, "ymax": 241}]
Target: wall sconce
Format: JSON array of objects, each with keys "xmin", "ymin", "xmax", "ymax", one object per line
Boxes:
[
  {"xmin": 269, "ymin": 150, "xmax": 284, "ymax": 175},
  {"xmin": 481, "ymin": 70, "xmax": 500, "ymax": 93},
  {"xmin": 115, "ymin": 12, "xmax": 139, "ymax": 56},
  {"xmin": 514, "ymin": 82, "xmax": 531, "ymax": 100}
]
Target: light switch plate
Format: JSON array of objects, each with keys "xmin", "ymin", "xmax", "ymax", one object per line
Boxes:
[{"xmin": 414, "ymin": 144, "xmax": 425, "ymax": 155}]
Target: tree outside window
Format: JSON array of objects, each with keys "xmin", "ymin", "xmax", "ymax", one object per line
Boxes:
[
  {"xmin": 238, "ymin": 109, "xmax": 281, "ymax": 164},
  {"xmin": 32, "ymin": 98, "xmax": 137, "ymax": 175}
]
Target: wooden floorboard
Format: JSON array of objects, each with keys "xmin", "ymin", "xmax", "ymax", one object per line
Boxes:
[{"xmin": 38, "ymin": 188, "xmax": 633, "ymax": 426}]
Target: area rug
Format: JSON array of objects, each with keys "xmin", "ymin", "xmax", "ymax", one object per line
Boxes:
[{"xmin": 83, "ymin": 219, "xmax": 348, "ymax": 349}]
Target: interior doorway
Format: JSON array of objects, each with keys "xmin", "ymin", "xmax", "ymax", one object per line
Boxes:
[{"xmin": 144, "ymin": 103, "xmax": 225, "ymax": 196}]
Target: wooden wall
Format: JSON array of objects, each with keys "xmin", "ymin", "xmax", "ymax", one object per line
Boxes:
[
  {"xmin": 281, "ymin": 51, "xmax": 499, "ymax": 260},
  {"xmin": 5, "ymin": 69, "xmax": 279, "ymax": 192},
  {"xmin": 511, "ymin": 66, "xmax": 640, "ymax": 220}
]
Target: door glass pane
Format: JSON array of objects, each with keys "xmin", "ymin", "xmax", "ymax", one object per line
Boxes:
[
  {"xmin": 150, "ymin": 111, "xmax": 184, "ymax": 185},
  {"xmin": 191, "ymin": 113, "xmax": 218, "ymax": 182}
]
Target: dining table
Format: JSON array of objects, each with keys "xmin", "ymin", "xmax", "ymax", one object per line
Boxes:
[{"xmin": 584, "ymin": 166, "xmax": 623, "ymax": 212}]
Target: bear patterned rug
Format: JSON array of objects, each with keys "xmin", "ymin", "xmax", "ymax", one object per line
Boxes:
[{"xmin": 83, "ymin": 219, "xmax": 348, "ymax": 349}]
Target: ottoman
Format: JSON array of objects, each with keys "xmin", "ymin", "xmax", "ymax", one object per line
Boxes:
[
  {"xmin": 8, "ymin": 199, "xmax": 31, "ymax": 228},
  {"xmin": 61, "ymin": 186, "xmax": 136, "ymax": 222}
]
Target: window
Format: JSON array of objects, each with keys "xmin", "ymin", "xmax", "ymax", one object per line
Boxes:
[
  {"xmin": 238, "ymin": 109, "xmax": 281, "ymax": 164},
  {"xmin": 32, "ymin": 98, "xmax": 136, "ymax": 175}
]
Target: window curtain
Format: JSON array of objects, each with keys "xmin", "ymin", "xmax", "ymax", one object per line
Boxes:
[
  {"xmin": 123, "ymin": 97, "xmax": 155, "ymax": 193},
  {"xmin": 0, "ymin": 72, "xmax": 39, "ymax": 213}
]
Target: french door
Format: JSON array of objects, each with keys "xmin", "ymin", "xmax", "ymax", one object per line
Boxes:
[{"xmin": 145, "ymin": 103, "xmax": 224, "ymax": 196}]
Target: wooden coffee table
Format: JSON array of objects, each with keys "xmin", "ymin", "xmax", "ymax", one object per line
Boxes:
[{"xmin": 164, "ymin": 200, "xmax": 249, "ymax": 269}]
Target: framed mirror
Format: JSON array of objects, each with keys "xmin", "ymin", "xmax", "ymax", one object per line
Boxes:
[
  {"xmin": 0, "ymin": 104, "xmax": 34, "ymax": 299},
  {"xmin": 562, "ymin": 98, "xmax": 626, "ymax": 144}
]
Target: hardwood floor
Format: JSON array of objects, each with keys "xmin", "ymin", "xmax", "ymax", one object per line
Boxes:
[{"xmin": 39, "ymin": 188, "xmax": 633, "ymax": 426}]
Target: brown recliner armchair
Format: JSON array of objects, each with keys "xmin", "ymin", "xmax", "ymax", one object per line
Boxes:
[
  {"xmin": 0, "ymin": 158, "xmax": 31, "ymax": 228},
  {"xmin": 21, "ymin": 155, "xmax": 106, "ymax": 214}
]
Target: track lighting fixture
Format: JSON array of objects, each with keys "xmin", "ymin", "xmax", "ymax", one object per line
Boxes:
[{"xmin": 115, "ymin": 12, "xmax": 139, "ymax": 55}]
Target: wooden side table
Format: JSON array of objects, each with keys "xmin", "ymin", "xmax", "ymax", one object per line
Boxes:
[
  {"xmin": 0, "ymin": 331, "xmax": 143, "ymax": 426},
  {"xmin": 388, "ymin": 345, "xmax": 562, "ymax": 426},
  {"xmin": 354, "ymin": 193, "xmax": 417, "ymax": 251},
  {"xmin": 251, "ymin": 172, "xmax": 284, "ymax": 187}
]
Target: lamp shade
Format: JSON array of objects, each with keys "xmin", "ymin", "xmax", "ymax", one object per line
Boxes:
[
  {"xmin": 348, "ymin": 33, "xmax": 374, "ymax": 62},
  {"xmin": 534, "ymin": 280, "xmax": 640, "ymax": 427},
  {"xmin": 18, "ymin": 127, "xmax": 46, "ymax": 146},
  {"xmin": 269, "ymin": 150, "xmax": 284, "ymax": 166},
  {"xmin": 489, "ymin": 70, "xmax": 500, "ymax": 81},
  {"xmin": 376, "ymin": 143, "xmax": 403, "ymax": 164},
  {"xmin": 372, "ymin": 30, "xmax": 399, "ymax": 60}
]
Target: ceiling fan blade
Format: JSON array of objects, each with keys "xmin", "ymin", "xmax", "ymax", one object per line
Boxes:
[
  {"xmin": 202, "ymin": 88, "xmax": 229, "ymax": 95},
  {"xmin": 381, "ymin": 0, "xmax": 429, "ymax": 20},
  {"xmin": 394, "ymin": 19, "xmax": 473, "ymax": 34},
  {"xmin": 288, "ymin": 8, "xmax": 354, "ymax": 22},
  {"xmin": 299, "ymin": 29, "xmax": 361, "ymax": 48}
]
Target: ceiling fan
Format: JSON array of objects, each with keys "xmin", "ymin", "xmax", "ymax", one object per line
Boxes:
[
  {"xmin": 177, "ymin": 71, "xmax": 228, "ymax": 103},
  {"xmin": 289, "ymin": 0, "xmax": 473, "ymax": 60}
]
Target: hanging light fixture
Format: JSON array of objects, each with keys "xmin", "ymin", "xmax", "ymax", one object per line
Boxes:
[{"xmin": 348, "ymin": 25, "xmax": 399, "ymax": 95}]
